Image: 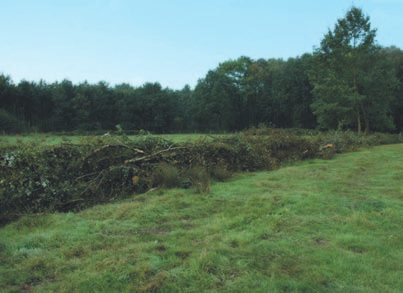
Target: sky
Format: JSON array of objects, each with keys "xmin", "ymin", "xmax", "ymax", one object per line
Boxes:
[{"xmin": 1, "ymin": 0, "xmax": 403, "ymax": 90}]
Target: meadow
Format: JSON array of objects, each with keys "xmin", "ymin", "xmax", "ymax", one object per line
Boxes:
[
  {"xmin": 0, "ymin": 133, "xmax": 213, "ymax": 147},
  {"xmin": 0, "ymin": 138, "xmax": 401, "ymax": 292}
]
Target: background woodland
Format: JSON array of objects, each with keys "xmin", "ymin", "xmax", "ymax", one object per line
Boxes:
[{"xmin": 1, "ymin": 8, "xmax": 402, "ymax": 135}]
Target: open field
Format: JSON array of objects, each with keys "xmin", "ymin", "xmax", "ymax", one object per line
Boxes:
[
  {"xmin": 1, "ymin": 130, "xmax": 400, "ymax": 148},
  {"xmin": 0, "ymin": 133, "xmax": 224, "ymax": 147},
  {"xmin": 0, "ymin": 143, "xmax": 402, "ymax": 292}
]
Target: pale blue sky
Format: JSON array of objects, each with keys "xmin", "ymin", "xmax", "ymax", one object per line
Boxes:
[{"xmin": 1, "ymin": 0, "xmax": 402, "ymax": 89}]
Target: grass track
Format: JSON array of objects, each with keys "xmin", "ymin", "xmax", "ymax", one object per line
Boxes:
[{"xmin": 0, "ymin": 144, "xmax": 402, "ymax": 292}]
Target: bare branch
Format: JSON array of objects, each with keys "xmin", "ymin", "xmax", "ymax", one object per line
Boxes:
[{"xmin": 124, "ymin": 146, "xmax": 187, "ymax": 164}]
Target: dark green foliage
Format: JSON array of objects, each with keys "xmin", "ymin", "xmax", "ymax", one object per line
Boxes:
[
  {"xmin": 383, "ymin": 46, "xmax": 403, "ymax": 133},
  {"xmin": 0, "ymin": 109, "xmax": 25, "ymax": 134},
  {"xmin": 1, "ymin": 37, "xmax": 402, "ymax": 135},
  {"xmin": 310, "ymin": 7, "xmax": 398, "ymax": 134}
]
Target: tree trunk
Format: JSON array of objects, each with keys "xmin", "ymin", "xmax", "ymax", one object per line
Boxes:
[
  {"xmin": 360, "ymin": 102, "xmax": 370, "ymax": 135},
  {"xmin": 363, "ymin": 111, "xmax": 370, "ymax": 135},
  {"xmin": 356, "ymin": 104, "xmax": 361, "ymax": 134},
  {"xmin": 353, "ymin": 65, "xmax": 362, "ymax": 134}
]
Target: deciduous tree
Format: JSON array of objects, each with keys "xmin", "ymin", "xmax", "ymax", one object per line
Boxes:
[{"xmin": 310, "ymin": 7, "xmax": 397, "ymax": 133}]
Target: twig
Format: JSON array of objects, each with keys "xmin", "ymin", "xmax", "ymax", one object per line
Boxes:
[
  {"xmin": 55, "ymin": 199, "xmax": 84, "ymax": 206},
  {"xmin": 93, "ymin": 144, "xmax": 144, "ymax": 154},
  {"xmin": 124, "ymin": 146, "xmax": 187, "ymax": 164},
  {"xmin": 83, "ymin": 144, "xmax": 145, "ymax": 163},
  {"xmin": 145, "ymin": 187, "xmax": 158, "ymax": 194},
  {"xmin": 110, "ymin": 136, "xmax": 144, "ymax": 153},
  {"xmin": 13, "ymin": 213, "xmax": 45, "ymax": 217},
  {"xmin": 73, "ymin": 172, "xmax": 99, "ymax": 183}
]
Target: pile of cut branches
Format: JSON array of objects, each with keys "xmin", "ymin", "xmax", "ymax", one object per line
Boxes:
[{"xmin": 1, "ymin": 130, "xmax": 399, "ymax": 224}]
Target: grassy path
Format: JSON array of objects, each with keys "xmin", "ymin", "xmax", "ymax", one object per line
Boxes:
[{"xmin": 0, "ymin": 144, "xmax": 402, "ymax": 292}]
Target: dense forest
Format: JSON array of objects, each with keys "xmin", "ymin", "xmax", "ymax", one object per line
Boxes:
[{"xmin": 1, "ymin": 7, "xmax": 403, "ymax": 134}]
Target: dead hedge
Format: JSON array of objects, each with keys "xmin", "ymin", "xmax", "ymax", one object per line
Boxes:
[{"xmin": 0, "ymin": 130, "xmax": 400, "ymax": 224}]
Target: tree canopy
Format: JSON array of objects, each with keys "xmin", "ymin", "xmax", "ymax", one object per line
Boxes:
[
  {"xmin": 309, "ymin": 7, "xmax": 398, "ymax": 133},
  {"xmin": 0, "ymin": 7, "xmax": 402, "ymax": 134}
]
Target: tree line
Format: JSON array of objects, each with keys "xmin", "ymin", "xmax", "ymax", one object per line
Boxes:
[{"xmin": 1, "ymin": 7, "xmax": 402, "ymax": 134}]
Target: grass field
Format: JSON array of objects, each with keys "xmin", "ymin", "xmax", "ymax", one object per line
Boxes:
[
  {"xmin": 0, "ymin": 143, "xmax": 402, "ymax": 292},
  {"xmin": 0, "ymin": 133, "xmax": 221, "ymax": 147}
]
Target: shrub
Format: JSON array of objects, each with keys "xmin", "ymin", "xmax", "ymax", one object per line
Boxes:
[
  {"xmin": 151, "ymin": 164, "xmax": 181, "ymax": 188},
  {"xmin": 210, "ymin": 162, "xmax": 232, "ymax": 182},
  {"xmin": 185, "ymin": 166, "xmax": 211, "ymax": 194}
]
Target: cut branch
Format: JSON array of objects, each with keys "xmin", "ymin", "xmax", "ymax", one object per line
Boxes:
[{"xmin": 125, "ymin": 146, "xmax": 187, "ymax": 164}]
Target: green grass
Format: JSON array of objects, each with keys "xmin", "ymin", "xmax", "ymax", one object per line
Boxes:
[
  {"xmin": 0, "ymin": 144, "xmax": 402, "ymax": 292},
  {"xmin": 0, "ymin": 133, "xmax": 222, "ymax": 147},
  {"xmin": 0, "ymin": 134, "xmax": 83, "ymax": 146}
]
